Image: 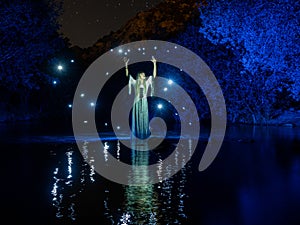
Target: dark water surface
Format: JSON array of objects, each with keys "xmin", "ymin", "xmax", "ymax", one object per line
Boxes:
[{"xmin": 1, "ymin": 122, "xmax": 300, "ymax": 225}]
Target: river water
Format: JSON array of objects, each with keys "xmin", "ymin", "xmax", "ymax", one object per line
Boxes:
[{"xmin": 1, "ymin": 123, "xmax": 300, "ymax": 225}]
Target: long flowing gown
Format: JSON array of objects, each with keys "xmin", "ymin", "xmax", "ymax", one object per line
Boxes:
[{"xmin": 129, "ymin": 75, "xmax": 154, "ymax": 139}]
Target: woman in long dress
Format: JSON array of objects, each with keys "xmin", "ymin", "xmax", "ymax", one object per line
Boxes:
[{"xmin": 124, "ymin": 56, "xmax": 157, "ymax": 139}]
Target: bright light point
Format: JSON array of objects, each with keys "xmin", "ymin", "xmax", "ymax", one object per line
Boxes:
[
  {"xmin": 127, "ymin": 49, "xmax": 130, "ymax": 52},
  {"xmin": 80, "ymin": 93, "xmax": 85, "ymax": 98},
  {"xmin": 84, "ymin": 121, "xmax": 88, "ymax": 124},
  {"xmin": 138, "ymin": 48, "xmax": 141, "ymax": 51},
  {"xmin": 110, "ymin": 49, "xmax": 113, "ymax": 52},
  {"xmin": 106, "ymin": 72, "xmax": 109, "ymax": 75},
  {"xmin": 166, "ymin": 50, "xmax": 170, "ymax": 53},
  {"xmin": 174, "ymin": 46, "xmax": 178, "ymax": 49},
  {"xmin": 163, "ymin": 87, "xmax": 168, "ymax": 92},
  {"xmin": 154, "ymin": 46, "xmax": 157, "ymax": 50},
  {"xmin": 175, "ymin": 113, "xmax": 178, "ymax": 116},
  {"xmin": 118, "ymin": 49, "xmax": 123, "ymax": 53},
  {"xmin": 142, "ymin": 52, "xmax": 145, "ymax": 55},
  {"xmin": 68, "ymin": 104, "xmax": 72, "ymax": 108},
  {"xmin": 142, "ymin": 47, "xmax": 145, "ymax": 51},
  {"xmin": 70, "ymin": 59, "xmax": 74, "ymax": 63},
  {"xmin": 182, "ymin": 106, "xmax": 186, "ymax": 110},
  {"xmin": 124, "ymin": 52, "xmax": 127, "ymax": 55},
  {"xmin": 168, "ymin": 79, "xmax": 173, "ymax": 85},
  {"xmin": 57, "ymin": 65, "xmax": 63, "ymax": 71},
  {"xmin": 157, "ymin": 104, "xmax": 163, "ymax": 109},
  {"xmin": 90, "ymin": 102, "xmax": 95, "ymax": 107},
  {"xmin": 105, "ymin": 123, "xmax": 108, "ymax": 126},
  {"xmin": 53, "ymin": 81, "xmax": 57, "ymax": 85},
  {"xmin": 189, "ymin": 122, "xmax": 192, "ymax": 125},
  {"xmin": 117, "ymin": 126, "xmax": 120, "ymax": 130},
  {"xmin": 180, "ymin": 69, "xmax": 183, "ymax": 71}
]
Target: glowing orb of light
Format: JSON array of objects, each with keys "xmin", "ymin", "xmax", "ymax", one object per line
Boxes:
[
  {"xmin": 157, "ymin": 104, "xmax": 163, "ymax": 109},
  {"xmin": 57, "ymin": 65, "xmax": 63, "ymax": 71},
  {"xmin": 168, "ymin": 79, "xmax": 173, "ymax": 85}
]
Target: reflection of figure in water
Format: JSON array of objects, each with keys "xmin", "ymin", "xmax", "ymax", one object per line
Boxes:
[
  {"xmin": 123, "ymin": 141, "xmax": 159, "ymax": 224},
  {"xmin": 124, "ymin": 56, "xmax": 157, "ymax": 139}
]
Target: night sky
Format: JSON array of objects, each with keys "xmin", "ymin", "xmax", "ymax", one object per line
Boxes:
[{"xmin": 60, "ymin": 0, "xmax": 164, "ymax": 48}]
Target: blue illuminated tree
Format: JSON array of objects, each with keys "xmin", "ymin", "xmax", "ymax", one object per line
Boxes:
[
  {"xmin": 0, "ymin": 0, "xmax": 64, "ymax": 91},
  {"xmin": 0, "ymin": 0, "xmax": 65, "ymax": 120},
  {"xmin": 168, "ymin": 0, "xmax": 299, "ymax": 124},
  {"xmin": 197, "ymin": 0, "xmax": 300, "ymax": 123}
]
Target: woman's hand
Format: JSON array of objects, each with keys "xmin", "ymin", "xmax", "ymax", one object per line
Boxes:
[
  {"xmin": 151, "ymin": 56, "xmax": 156, "ymax": 64},
  {"xmin": 124, "ymin": 57, "xmax": 130, "ymax": 66},
  {"xmin": 151, "ymin": 56, "xmax": 157, "ymax": 78},
  {"xmin": 124, "ymin": 57, "xmax": 129, "ymax": 77}
]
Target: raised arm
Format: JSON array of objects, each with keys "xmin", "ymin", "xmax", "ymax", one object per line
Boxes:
[
  {"xmin": 151, "ymin": 56, "xmax": 157, "ymax": 78},
  {"xmin": 124, "ymin": 57, "xmax": 130, "ymax": 77}
]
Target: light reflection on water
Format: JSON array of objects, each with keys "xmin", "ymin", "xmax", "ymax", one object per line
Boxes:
[
  {"xmin": 103, "ymin": 138, "xmax": 192, "ymax": 224},
  {"xmin": 51, "ymin": 138, "xmax": 193, "ymax": 224},
  {"xmin": 48, "ymin": 126, "xmax": 300, "ymax": 224},
  {"xmin": 51, "ymin": 150, "xmax": 77, "ymax": 220},
  {"xmin": 2, "ymin": 123, "xmax": 300, "ymax": 224}
]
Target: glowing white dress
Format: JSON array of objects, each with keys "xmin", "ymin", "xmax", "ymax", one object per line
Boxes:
[{"xmin": 129, "ymin": 75, "xmax": 154, "ymax": 139}]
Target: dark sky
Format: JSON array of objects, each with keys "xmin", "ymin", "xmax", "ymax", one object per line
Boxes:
[{"xmin": 59, "ymin": 0, "xmax": 164, "ymax": 48}]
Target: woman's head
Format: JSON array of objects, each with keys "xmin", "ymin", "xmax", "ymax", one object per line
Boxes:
[{"xmin": 138, "ymin": 72, "xmax": 146, "ymax": 80}]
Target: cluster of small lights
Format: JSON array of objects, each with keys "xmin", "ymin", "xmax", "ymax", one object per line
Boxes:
[
  {"xmin": 112, "ymin": 45, "xmax": 179, "ymax": 58},
  {"xmin": 117, "ymin": 48, "xmax": 132, "ymax": 55},
  {"xmin": 54, "ymin": 60, "xmax": 77, "ymax": 108},
  {"xmin": 120, "ymin": 213, "xmax": 131, "ymax": 225}
]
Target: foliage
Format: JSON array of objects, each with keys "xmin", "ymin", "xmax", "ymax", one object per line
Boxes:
[
  {"xmin": 0, "ymin": 0, "xmax": 65, "ymax": 92},
  {"xmin": 189, "ymin": 0, "xmax": 299, "ymax": 123}
]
